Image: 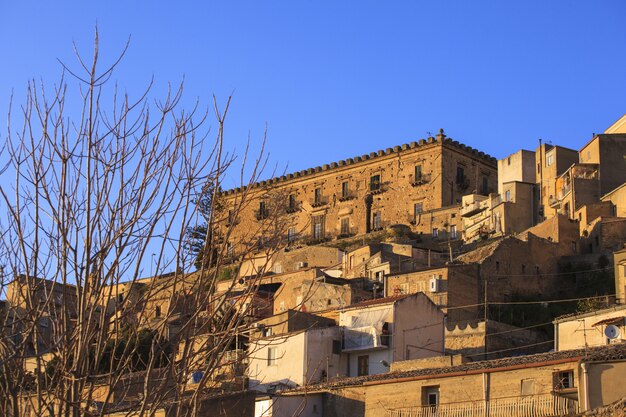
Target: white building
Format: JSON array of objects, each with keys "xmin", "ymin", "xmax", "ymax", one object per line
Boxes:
[{"xmin": 339, "ymin": 293, "xmax": 445, "ymax": 377}]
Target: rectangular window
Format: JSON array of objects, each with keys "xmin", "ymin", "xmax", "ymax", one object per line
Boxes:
[
  {"xmin": 312, "ymin": 215, "xmax": 325, "ymax": 240},
  {"xmin": 456, "ymin": 166, "xmax": 465, "ymax": 183},
  {"xmin": 258, "ymin": 201, "xmax": 268, "ymax": 220},
  {"xmin": 521, "ymin": 379, "xmax": 535, "ymax": 396},
  {"xmin": 341, "ymin": 181, "xmax": 349, "ymax": 198},
  {"xmin": 370, "ymin": 174, "xmax": 381, "ymax": 192},
  {"xmin": 432, "ymin": 228, "xmax": 439, "ymax": 238},
  {"xmin": 422, "ymin": 386, "xmax": 439, "ymax": 407},
  {"xmin": 414, "ymin": 202, "xmax": 423, "ymax": 218},
  {"xmin": 341, "ymin": 218, "xmax": 350, "ymax": 235},
  {"xmin": 332, "ymin": 340, "xmax": 342, "ymax": 355},
  {"xmin": 554, "ymin": 371, "xmax": 574, "ymax": 390},
  {"xmin": 482, "ymin": 176, "xmax": 489, "ymax": 194},
  {"xmin": 227, "ymin": 242, "xmax": 234, "ymax": 257},
  {"xmin": 505, "ymin": 190, "xmax": 511, "ymax": 201},
  {"xmin": 227, "ymin": 209, "xmax": 234, "ymax": 225},
  {"xmin": 287, "ymin": 227, "xmax": 296, "ymax": 243},
  {"xmin": 450, "ymin": 225, "xmax": 457, "ymax": 239},
  {"xmin": 372, "ymin": 211, "xmax": 382, "ymax": 230},
  {"xmin": 314, "ymin": 188, "xmax": 322, "ymax": 205},
  {"xmin": 547, "ymin": 154, "xmax": 554, "ymax": 166},
  {"xmin": 357, "ymin": 355, "xmax": 369, "ymax": 376},
  {"xmin": 267, "ymin": 347, "xmax": 277, "ymax": 366},
  {"xmin": 288, "ymin": 194, "xmax": 296, "ymax": 211},
  {"xmin": 414, "ymin": 165, "xmax": 422, "ymax": 181}
]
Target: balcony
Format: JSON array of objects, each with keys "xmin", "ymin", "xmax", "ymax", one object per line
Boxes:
[
  {"xmin": 311, "ymin": 197, "xmax": 328, "ymax": 208},
  {"xmin": 548, "ymin": 197, "xmax": 561, "ymax": 209},
  {"xmin": 285, "ymin": 203, "xmax": 300, "ymax": 214},
  {"xmin": 338, "ymin": 193, "xmax": 356, "ymax": 202},
  {"xmin": 343, "ymin": 325, "xmax": 390, "ymax": 352},
  {"xmin": 461, "ymin": 201, "xmax": 487, "ymax": 217},
  {"xmin": 388, "ymin": 394, "xmax": 579, "ymax": 417},
  {"xmin": 255, "ymin": 209, "xmax": 269, "ymax": 221},
  {"xmin": 410, "ymin": 174, "xmax": 431, "ymax": 187}
]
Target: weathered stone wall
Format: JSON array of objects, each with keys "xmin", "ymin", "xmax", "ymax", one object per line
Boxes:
[{"xmin": 219, "ymin": 135, "xmax": 497, "ymax": 255}]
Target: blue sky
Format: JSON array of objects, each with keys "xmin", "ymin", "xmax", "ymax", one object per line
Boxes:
[{"xmin": 1, "ymin": 1, "xmax": 625, "ymax": 188}]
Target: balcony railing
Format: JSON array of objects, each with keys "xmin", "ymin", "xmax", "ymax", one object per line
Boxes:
[
  {"xmin": 548, "ymin": 197, "xmax": 560, "ymax": 209},
  {"xmin": 388, "ymin": 394, "xmax": 579, "ymax": 417},
  {"xmin": 338, "ymin": 193, "xmax": 356, "ymax": 202},
  {"xmin": 410, "ymin": 174, "xmax": 431, "ymax": 187},
  {"xmin": 311, "ymin": 197, "xmax": 328, "ymax": 208},
  {"xmin": 461, "ymin": 201, "xmax": 486, "ymax": 217}
]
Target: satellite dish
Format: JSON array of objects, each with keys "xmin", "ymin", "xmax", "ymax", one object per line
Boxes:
[{"xmin": 605, "ymin": 325, "xmax": 621, "ymax": 340}]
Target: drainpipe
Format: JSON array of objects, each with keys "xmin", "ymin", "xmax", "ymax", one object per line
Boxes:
[
  {"xmin": 483, "ymin": 372, "xmax": 490, "ymax": 417},
  {"xmin": 554, "ymin": 323, "xmax": 559, "ymax": 351},
  {"xmin": 581, "ymin": 362, "xmax": 590, "ymax": 412}
]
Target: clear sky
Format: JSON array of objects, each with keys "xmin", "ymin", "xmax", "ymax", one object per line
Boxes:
[{"xmin": 1, "ymin": 1, "xmax": 626, "ymax": 188}]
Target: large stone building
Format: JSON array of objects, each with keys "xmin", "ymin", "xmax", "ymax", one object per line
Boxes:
[{"xmin": 219, "ymin": 130, "xmax": 497, "ymax": 255}]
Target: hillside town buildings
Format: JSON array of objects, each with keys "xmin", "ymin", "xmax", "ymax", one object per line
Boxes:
[{"xmin": 5, "ymin": 116, "xmax": 626, "ymax": 416}]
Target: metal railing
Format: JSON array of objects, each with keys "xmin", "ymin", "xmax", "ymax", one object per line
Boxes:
[{"xmin": 388, "ymin": 394, "xmax": 579, "ymax": 417}]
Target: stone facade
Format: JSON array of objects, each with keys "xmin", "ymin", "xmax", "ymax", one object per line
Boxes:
[
  {"xmin": 385, "ymin": 264, "xmax": 481, "ymax": 322},
  {"xmin": 219, "ymin": 131, "xmax": 497, "ymax": 255},
  {"xmin": 536, "ymin": 143, "xmax": 579, "ymax": 220}
]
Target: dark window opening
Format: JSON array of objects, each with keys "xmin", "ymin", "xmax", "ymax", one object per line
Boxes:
[
  {"xmin": 257, "ymin": 201, "xmax": 268, "ymax": 220},
  {"xmin": 456, "ymin": 166, "xmax": 465, "ymax": 183},
  {"xmin": 341, "ymin": 181, "xmax": 349, "ymax": 199},
  {"xmin": 312, "ymin": 215, "xmax": 325, "ymax": 240},
  {"xmin": 370, "ymin": 175, "xmax": 381, "ymax": 192},
  {"xmin": 481, "ymin": 176, "xmax": 489, "ymax": 195},
  {"xmin": 314, "ymin": 188, "xmax": 322, "ymax": 205},
  {"xmin": 357, "ymin": 355, "xmax": 369, "ymax": 376},
  {"xmin": 288, "ymin": 194, "xmax": 297, "ymax": 211},
  {"xmin": 372, "ymin": 211, "xmax": 382, "ymax": 230},
  {"xmin": 340, "ymin": 218, "xmax": 350, "ymax": 235}
]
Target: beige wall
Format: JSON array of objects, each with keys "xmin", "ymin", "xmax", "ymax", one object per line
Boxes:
[
  {"xmin": 498, "ymin": 149, "xmax": 536, "ymax": 195},
  {"xmin": 354, "ymin": 360, "xmax": 579, "ymax": 417},
  {"xmin": 339, "ymin": 294, "xmax": 444, "ymax": 376},
  {"xmin": 601, "ymin": 183, "xmax": 626, "ymax": 218},
  {"xmin": 585, "ymin": 360, "xmax": 626, "ymax": 411},
  {"xmin": 615, "ymin": 248, "xmax": 626, "ymax": 304},
  {"xmin": 386, "ymin": 264, "xmax": 480, "ymax": 321},
  {"xmin": 247, "ymin": 326, "xmax": 344, "ymax": 391},
  {"xmin": 536, "ymin": 144, "xmax": 579, "ymax": 220},
  {"xmin": 580, "ymin": 135, "xmax": 626, "ymax": 196},
  {"xmin": 520, "ymin": 214, "xmax": 579, "ymax": 256},
  {"xmin": 555, "ymin": 306, "xmax": 626, "ymax": 351}
]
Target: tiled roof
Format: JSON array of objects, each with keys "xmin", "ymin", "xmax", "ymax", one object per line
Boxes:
[
  {"xmin": 286, "ymin": 342, "xmax": 626, "ymax": 392},
  {"xmin": 341, "ymin": 294, "xmax": 412, "ymax": 310}
]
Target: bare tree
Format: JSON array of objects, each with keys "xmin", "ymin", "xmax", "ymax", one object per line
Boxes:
[{"xmin": 0, "ymin": 30, "xmax": 286, "ymax": 417}]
